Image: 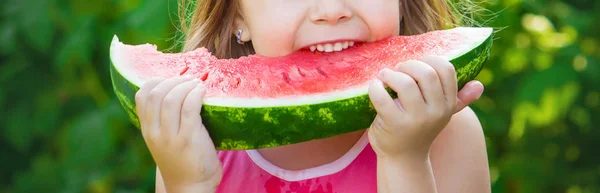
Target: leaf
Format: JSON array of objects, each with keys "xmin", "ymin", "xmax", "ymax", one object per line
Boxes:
[
  {"xmin": 32, "ymin": 89, "xmax": 62, "ymax": 137},
  {"xmin": 60, "ymin": 168, "xmax": 88, "ymax": 193},
  {"xmin": 579, "ymin": 56, "xmax": 600, "ymax": 88},
  {"xmin": 115, "ymin": 0, "xmax": 142, "ymax": 14},
  {"xmin": 516, "ymin": 58, "xmax": 579, "ymax": 103},
  {"xmin": 64, "ymin": 102, "xmax": 116, "ymax": 171},
  {"xmin": 0, "ymin": 20, "xmax": 18, "ymax": 55},
  {"xmin": 123, "ymin": 0, "xmax": 178, "ymax": 48},
  {"xmin": 12, "ymin": 154, "xmax": 63, "ymax": 193},
  {"xmin": 1, "ymin": 0, "xmax": 21, "ymax": 17},
  {"xmin": 69, "ymin": 0, "xmax": 108, "ymax": 16},
  {"xmin": 17, "ymin": 0, "xmax": 55, "ymax": 53},
  {"xmin": 53, "ymin": 16, "xmax": 94, "ymax": 73},
  {"xmin": 0, "ymin": 55, "xmax": 31, "ymax": 83},
  {"xmin": 4, "ymin": 104, "xmax": 33, "ymax": 153},
  {"xmin": 0, "ymin": 86, "xmax": 4, "ymax": 116}
]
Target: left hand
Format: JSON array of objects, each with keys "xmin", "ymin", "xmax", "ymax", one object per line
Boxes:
[{"xmin": 367, "ymin": 55, "xmax": 484, "ymax": 159}]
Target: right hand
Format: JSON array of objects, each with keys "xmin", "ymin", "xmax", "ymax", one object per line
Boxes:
[{"xmin": 135, "ymin": 75, "xmax": 222, "ymax": 193}]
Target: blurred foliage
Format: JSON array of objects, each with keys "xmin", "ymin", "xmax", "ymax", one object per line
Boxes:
[{"xmin": 0, "ymin": 0, "xmax": 598, "ymax": 192}]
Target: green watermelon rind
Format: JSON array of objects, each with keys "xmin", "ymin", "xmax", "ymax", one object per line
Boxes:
[{"xmin": 109, "ymin": 28, "xmax": 493, "ymax": 150}]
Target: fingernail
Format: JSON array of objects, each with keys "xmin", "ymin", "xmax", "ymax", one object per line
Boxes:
[
  {"xmin": 372, "ymin": 78, "xmax": 383, "ymax": 87},
  {"xmin": 394, "ymin": 62, "xmax": 403, "ymax": 70},
  {"xmin": 463, "ymin": 89, "xmax": 473, "ymax": 98},
  {"xmin": 377, "ymin": 68, "xmax": 388, "ymax": 79},
  {"xmin": 192, "ymin": 84, "xmax": 204, "ymax": 92}
]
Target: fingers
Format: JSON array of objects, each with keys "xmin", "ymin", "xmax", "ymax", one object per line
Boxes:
[
  {"xmin": 455, "ymin": 80, "xmax": 484, "ymax": 112},
  {"xmin": 145, "ymin": 76, "xmax": 194, "ymax": 136},
  {"xmin": 420, "ymin": 55, "xmax": 458, "ymax": 108},
  {"xmin": 178, "ymin": 83, "xmax": 207, "ymax": 141},
  {"xmin": 377, "ymin": 68, "xmax": 424, "ymax": 112},
  {"xmin": 420, "ymin": 55, "xmax": 484, "ymax": 112},
  {"xmin": 160, "ymin": 78, "xmax": 202, "ymax": 138},
  {"xmin": 135, "ymin": 77, "xmax": 165, "ymax": 127},
  {"xmin": 368, "ymin": 78, "xmax": 403, "ymax": 122},
  {"xmin": 394, "ymin": 60, "xmax": 444, "ymax": 106}
]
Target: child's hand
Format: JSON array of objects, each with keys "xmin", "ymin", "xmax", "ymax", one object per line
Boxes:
[
  {"xmin": 367, "ymin": 55, "xmax": 484, "ymax": 159},
  {"xmin": 135, "ymin": 75, "xmax": 222, "ymax": 193}
]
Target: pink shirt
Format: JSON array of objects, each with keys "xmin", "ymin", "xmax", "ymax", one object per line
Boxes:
[{"xmin": 216, "ymin": 132, "xmax": 377, "ymax": 193}]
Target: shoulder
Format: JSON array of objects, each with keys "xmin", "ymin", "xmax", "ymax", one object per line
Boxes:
[
  {"xmin": 431, "ymin": 106, "xmax": 486, "ymax": 158},
  {"xmin": 431, "ymin": 106, "xmax": 487, "ymax": 159},
  {"xmin": 431, "ymin": 106, "xmax": 486, "ymax": 155},
  {"xmin": 429, "ymin": 106, "xmax": 491, "ymax": 193},
  {"xmin": 446, "ymin": 106, "xmax": 483, "ymax": 134},
  {"xmin": 437, "ymin": 106, "xmax": 484, "ymax": 142}
]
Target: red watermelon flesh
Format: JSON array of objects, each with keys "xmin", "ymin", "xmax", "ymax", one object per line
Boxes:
[{"xmin": 113, "ymin": 27, "xmax": 491, "ymax": 99}]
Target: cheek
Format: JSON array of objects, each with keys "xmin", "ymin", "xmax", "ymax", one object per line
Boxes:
[
  {"xmin": 244, "ymin": 1, "xmax": 306, "ymax": 57},
  {"xmin": 354, "ymin": 0, "xmax": 401, "ymax": 40},
  {"xmin": 249, "ymin": 20, "xmax": 296, "ymax": 57}
]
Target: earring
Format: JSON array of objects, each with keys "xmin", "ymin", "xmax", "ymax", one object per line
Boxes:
[{"xmin": 236, "ymin": 29, "xmax": 244, "ymax": 44}]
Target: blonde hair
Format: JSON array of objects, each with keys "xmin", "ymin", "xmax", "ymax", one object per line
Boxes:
[{"xmin": 177, "ymin": 0, "xmax": 481, "ymax": 59}]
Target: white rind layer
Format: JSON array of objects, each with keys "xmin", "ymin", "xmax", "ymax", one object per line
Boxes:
[{"xmin": 110, "ymin": 27, "xmax": 492, "ymax": 108}]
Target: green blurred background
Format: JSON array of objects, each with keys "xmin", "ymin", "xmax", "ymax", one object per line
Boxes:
[{"xmin": 1, "ymin": 0, "xmax": 599, "ymax": 192}]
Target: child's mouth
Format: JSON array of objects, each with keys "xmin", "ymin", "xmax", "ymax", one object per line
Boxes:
[
  {"xmin": 308, "ymin": 41, "xmax": 355, "ymax": 52},
  {"xmin": 303, "ymin": 39, "xmax": 364, "ymax": 53}
]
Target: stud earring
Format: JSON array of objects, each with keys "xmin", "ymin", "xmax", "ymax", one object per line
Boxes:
[{"xmin": 236, "ymin": 29, "xmax": 244, "ymax": 44}]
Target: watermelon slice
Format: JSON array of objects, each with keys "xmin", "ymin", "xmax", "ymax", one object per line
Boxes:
[{"xmin": 110, "ymin": 27, "xmax": 494, "ymax": 150}]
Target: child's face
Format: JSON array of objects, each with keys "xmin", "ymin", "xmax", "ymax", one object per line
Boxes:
[{"xmin": 237, "ymin": 0, "xmax": 401, "ymax": 57}]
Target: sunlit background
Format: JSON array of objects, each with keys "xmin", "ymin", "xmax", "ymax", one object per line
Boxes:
[{"xmin": 1, "ymin": 0, "xmax": 598, "ymax": 192}]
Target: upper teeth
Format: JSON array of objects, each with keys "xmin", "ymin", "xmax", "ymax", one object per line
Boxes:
[{"xmin": 310, "ymin": 41, "xmax": 355, "ymax": 52}]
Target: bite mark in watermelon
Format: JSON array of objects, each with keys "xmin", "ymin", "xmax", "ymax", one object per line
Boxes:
[{"xmin": 109, "ymin": 27, "xmax": 494, "ymax": 150}]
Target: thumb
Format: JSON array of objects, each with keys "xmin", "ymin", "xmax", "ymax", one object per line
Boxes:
[{"xmin": 454, "ymin": 80, "xmax": 484, "ymax": 113}]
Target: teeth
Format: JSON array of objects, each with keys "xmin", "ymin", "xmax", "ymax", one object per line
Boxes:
[
  {"xmin": 309, "ymin": 41, "xmax": 355, "ymax": 52},
  {"xmin": 324, "ymin": 44, "xmax": 333, "ymax": 52},
  {"xmin": 333, "ymin": 42, "xmax": 343, "ymax": 51}
]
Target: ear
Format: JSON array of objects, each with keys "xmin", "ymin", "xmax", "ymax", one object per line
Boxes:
[{"xmin": 233, "ymin": 13, "xmax": 251, "ymax": 42}]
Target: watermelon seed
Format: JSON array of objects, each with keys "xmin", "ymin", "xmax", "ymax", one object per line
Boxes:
[
  {"xmin": 179, "ymin": 60, "xmax": 191, "ymax": 76},
  {"xmin": 235, "ymin": 77, "xmax": 241, "ymax": 88},
  {"xmin": 257, "ymin": 79, "xmax": 264, "ymax": 87},
  {"xmin": 296, "ymin": 66, "xmax": 306, "ymax": 77},
  {"xmin": 200, "ymin": 72, "xmax": 209, "ymax": 81},
  {"xmin": 179, "ymin": 66, "xmax": 190, "ymax": 75},
  {"xmin": 316, "ymin": 67, "xmax": 328, "ymax": 78},
  {"xmin": 282, "ymin": 72, "xmax": 292, "ymax": 84}
]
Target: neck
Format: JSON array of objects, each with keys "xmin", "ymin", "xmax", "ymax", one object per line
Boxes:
[{"xmin": 256, "ymin": 129, "xmax": 367, "ymax": 171}]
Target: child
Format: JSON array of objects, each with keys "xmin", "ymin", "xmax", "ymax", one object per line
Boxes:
[{"xmin": 134, "ymin": 0, "xmax": 491, "ymax": 192}]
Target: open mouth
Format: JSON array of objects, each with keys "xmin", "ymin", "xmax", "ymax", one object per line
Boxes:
[{"xmin": 305, "ymin": 40, "xmax": 363, "ymax": 53}]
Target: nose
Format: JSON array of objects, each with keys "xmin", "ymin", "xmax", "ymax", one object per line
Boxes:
[{"xmin": 309, "ymin": 0, "xmax": 352, "ymax": 25}]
